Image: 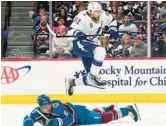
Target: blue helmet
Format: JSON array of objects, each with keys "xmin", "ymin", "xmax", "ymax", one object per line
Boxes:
[{"xmin": 37, "ymin": 94, "xmax": 51, "ymax": 107}]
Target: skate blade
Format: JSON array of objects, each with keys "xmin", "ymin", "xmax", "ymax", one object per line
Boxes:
[
  {"xmin": 134, "ymin": 103, "xmax": 141, "ymax": 121},
  {"xmin": 87, "ymin": 84, "xmax": 105, "ymax": 89}
]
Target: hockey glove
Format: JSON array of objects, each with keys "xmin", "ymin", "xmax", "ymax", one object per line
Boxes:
[{"xmin": 47, "ymin": 118, "xmax": 63, "ymax": 126}]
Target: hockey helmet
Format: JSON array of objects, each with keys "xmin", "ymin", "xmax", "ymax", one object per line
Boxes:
[
  {"xmin": 88, "ymin": 2, "xmax": 102, "ymax": 13},
  {"xmin": 37, "ymin": 94, "xmax": 51, "ymax": 107}
]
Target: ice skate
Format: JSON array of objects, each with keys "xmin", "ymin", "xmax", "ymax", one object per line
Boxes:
[
  {"xmin": 87, "ymin": 74, "xmax": 106, "ymax": 89},
  {"xmin": 126, "ymin": 105, "xmax": 139, "ymax": 122},
  {"xmin": 65, "ymin": 78, "xmax": 76, "ymax": 96}
]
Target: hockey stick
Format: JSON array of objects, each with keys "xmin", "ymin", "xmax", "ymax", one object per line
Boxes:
[
  {"xmin": 34, "ymin": 108, "xmax": 50, "ymax": 126},
  {"xmin": 87, "ymin": 84, "xmax": 106, "ymax": 89}
]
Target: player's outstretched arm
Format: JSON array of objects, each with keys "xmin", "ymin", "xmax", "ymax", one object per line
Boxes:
[{"xmin": 23, "ymin": 108, "xmax": 42, "ymax": 126}]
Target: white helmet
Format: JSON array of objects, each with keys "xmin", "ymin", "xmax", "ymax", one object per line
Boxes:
[{"xmin": 88, "ymin": 2, "xmax": 102, "ymax": 13}]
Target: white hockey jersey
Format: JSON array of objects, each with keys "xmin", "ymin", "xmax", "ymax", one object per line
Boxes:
[{"xmin": 67, "ymin": 10, "xmax": 117, "ymax": 44}]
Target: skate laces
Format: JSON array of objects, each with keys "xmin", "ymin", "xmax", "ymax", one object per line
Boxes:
[
  {"xmin": 96, "ymin": 76, "xmax": 105, "ymax": 83},
  {"xmin": 88, "ymin": 74, "xmax": 106, "ymax": 85}
]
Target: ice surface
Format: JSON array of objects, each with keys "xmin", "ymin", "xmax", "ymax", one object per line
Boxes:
[{"xmin": 1, "ymin": 103, "xmax": 166, "ymax": 126}]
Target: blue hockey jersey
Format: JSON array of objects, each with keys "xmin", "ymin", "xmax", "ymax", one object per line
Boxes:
[{"xmin": 23, "ymin": 100, "xmax": 93, "ymax": 126}]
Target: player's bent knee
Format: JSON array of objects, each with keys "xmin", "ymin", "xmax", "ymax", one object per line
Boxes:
[{"xmin": 93, "ymin": 47, "xmax": 106, "ymax": 61}]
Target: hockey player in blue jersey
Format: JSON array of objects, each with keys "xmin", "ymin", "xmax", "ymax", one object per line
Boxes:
[
  {"xmin": 23, "ymin": 94, "xmax": 139, "ymax": 126},
  {"xmin": 66, "ymin": 2, "xmax": 118, "ymax": 95}
]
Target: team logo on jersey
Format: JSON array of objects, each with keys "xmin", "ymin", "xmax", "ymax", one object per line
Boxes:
[
  {"xmin": 52, "ymin": 103, "xmax": 59, "ymax": 108},
  {"xmin": 1, "ymin": 65, "xmax": 31, "ymax": 84},
  {"xmin": 90, "ymin": 23, "xmax": 93, "ymax": 28}
]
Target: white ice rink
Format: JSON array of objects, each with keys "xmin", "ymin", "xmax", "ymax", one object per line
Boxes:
[{"xmin": 1, "ymin": 103, "xmax": 166, "ymax": 126}]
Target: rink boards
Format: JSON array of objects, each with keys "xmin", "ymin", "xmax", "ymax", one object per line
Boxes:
[{"xmin": 1, "ymin": 58, "xmax": 166, "ymax": 104}]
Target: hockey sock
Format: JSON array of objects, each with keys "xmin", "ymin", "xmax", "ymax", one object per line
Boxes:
[
  {"xmin": 90, "ymin": 47, "xmax": 106, "ymax": 76},
  {"xmin": 90, "ymin": 59, "xmax": 103, "ymax": 76},
  {"xmin": 99, "ymin": 107, "xmax": 129, "ymax": 123},
  {"xmin": 119, "ymin": 107, "xmax": 129, "ymax": 117}
]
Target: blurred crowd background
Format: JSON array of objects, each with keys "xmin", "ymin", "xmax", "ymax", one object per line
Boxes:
[{"xmin": 1, "ymin": 1, "xmax": 166, "ymax": 59}]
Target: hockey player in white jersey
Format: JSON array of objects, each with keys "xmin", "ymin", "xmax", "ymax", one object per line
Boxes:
[{"xmin": 67, "ymin": 2, "xmax": 118, "ymax": 95}]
